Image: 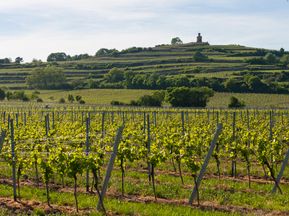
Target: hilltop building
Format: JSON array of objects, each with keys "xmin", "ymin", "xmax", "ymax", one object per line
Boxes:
[
  {"xmin": 189, "ymin": 33, "xmax": 209, "ymax": 45},
  {"xmin": 197, "ymin": 33, "xmax": 202, "ymax": 43}
]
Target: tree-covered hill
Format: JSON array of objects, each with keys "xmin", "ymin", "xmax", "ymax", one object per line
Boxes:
[{"xmin": 0, "ymin": 42, "xmax": 288, "ymax": 94}]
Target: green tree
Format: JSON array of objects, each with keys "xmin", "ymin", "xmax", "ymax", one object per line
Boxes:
[
  {"xmin": 166, "ymin": 87, "xmax": 214, "ymax": 107},
  {"xmin": 47, "ymin": 52, "xmax": 68, "ymax": 62},
  {"xmin": 280, "ymin": 54, "xmax": 289, "ymax": 65},
  {"xmin": 224, "ymin": 78, "xmax": 246, "ymax": 92},
  {"xmin": 31, "ymin": 59, "xmax": 43, "ymax": 66},
  {"xmin": 95, "ymin": 48, "xmax": 119, "ymax": 57},
  {"xmin": 264, "ymin": 53, "xmax": 278, "ymax": 64},
  {"xmin": 245, "ymin": 75, "xmax": 268, "ymax": 92},
  {"xmin": 26, "ymin": 66, "xmax": 68, "ymax": 89},
  {"xmin": 171, "ymin": 37, "xmax": 183, "ymax": 45},
  {"xmin": 172, "ymin": 75, "xmax": 190, "ymax": 87},
  {"xmin": 0, "ymin": 58, "xmax": 11, "ymax": 64},
  {"xmin": 15, "ymin": 57, "xmax": 23, "ymax": 64},
  {"xmin": 105, "ymin": 68, "xmax": 125, "ymax": 83}
]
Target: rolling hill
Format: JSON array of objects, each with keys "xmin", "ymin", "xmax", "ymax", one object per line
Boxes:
[{"xmin": 0, "ymin": 42, "xmax": 288, "ymax": 91}]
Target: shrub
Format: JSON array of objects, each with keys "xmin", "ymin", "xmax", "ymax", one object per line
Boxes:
[
  {"xmin": 22, "ymin": 95, "xmax": 30, "ymax": 102},
  {"xmin": 111, "ymin": 100, "xmax": 125, "ymax": 106},
  {"xmin": 136, "ymin": 95, "xmax": 162, "ymax": 107},
  {"xmin": 132, "ymin": 91, "xmax": 165, "ymax": 107},
  {"xmin": 59, "ymin": 98, "xmax": 65, "ymax": 103},
  {"xmin": 68, "ymin": 94, "xmax": 75, "ymax": 103},
  {"xmin": 36, "ymin": 98, "xmax": 43, "ymax": 103},
  {"xmin": 75, "ymin": 95, "xmax": 82, "ymax": 102},
  {"xmin": 228, "ymin": 96, "xmax": 245, "ymax": 108},
  {"xmin": 193, "ymin": 51, "xmax": 209, "ymax": 62},
  {"xmin": 166, "ymin": 87, "xmax": 214, "ymax": 107},
  {"xmin": 129, "ymin": 100, "xmax": 139, "ymax": 106},
  {"xmin": 79, "ymin": 100, "xmax": 85, "ymax": 104}
]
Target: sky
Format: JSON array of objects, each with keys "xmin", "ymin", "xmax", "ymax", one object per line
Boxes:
[{"xmin": 0, "ymin": 0, "xmax": 289, "ymax": 62}]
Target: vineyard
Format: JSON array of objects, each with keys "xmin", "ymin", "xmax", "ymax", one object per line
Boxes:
[{"xmin": 0, "ymin": 106, "xmax": 288, "ymax": 215}]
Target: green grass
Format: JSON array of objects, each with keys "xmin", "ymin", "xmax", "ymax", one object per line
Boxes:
[
  {"xmin": 0, "ymin": 183, "xmax": 236, "ymax": 216},
  {"xmin": 208, "ymin": 92, "xmax": 289, "ymax": 108},
  {"xmin": 24, "ymin": 89, "xmax": 154, "ymax": 104},
  {"xmin": 6, "ymin": 89, "xmax": 287, "ymax": 108}
]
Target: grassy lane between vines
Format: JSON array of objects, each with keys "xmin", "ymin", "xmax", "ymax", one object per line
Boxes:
[
  {"xmin": 0, "ymin": 162, "xmax": 288, "ymax": 215},
  {"xmin": 0, "ymin": 183, "xmax": 239, "ymax": 216}
]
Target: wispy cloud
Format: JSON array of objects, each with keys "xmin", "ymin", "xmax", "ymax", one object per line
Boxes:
[{"xmin": 0, "ymin": 0, "xmax": 288, "ymax": 61}]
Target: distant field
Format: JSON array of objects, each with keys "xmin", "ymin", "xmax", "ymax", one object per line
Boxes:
[
  {"xmin": 208, "ymin": 92, "xmax": 289, "ymax": 108},
  {"xmin": 8, "ymin": 89, "xmax": 287, "ymax": 108},
  {"xmin": 25, "ymin": 89, "xmax": 154, "ymax": 105}
]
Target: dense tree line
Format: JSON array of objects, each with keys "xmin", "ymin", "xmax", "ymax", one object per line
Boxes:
[
  {"xmin": 95, "ymin": 47, "xmax": 153, "ymax": 57},
  {"xmin": 46, "ymin": 47, "xmax": 155, "ymax": 62},
  {"xmin": 246, "ymin": 52, "xmax": 289, "ymax": 67},
  {"xmin": 0, "ymin": 57, "xmax": 23, "ymax": 65},
  {"xmin": 94, "ymin": 68, "xmax": 289, "ymax": 94},
  {"xmin": 0, "ymin": 58, "xmax": 12, "ymax": 64},
  {"xmin": 47, "ymin": 52, "xmax": 90, "ymax": 62},
  {"xmin": 23, "ymin": 65, "xmax": 289, "ymax": 94}
]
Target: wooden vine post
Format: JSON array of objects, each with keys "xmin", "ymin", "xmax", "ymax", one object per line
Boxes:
[
  {"xmin": 147, "ymin": 114, "xmax": 152, "ymax": 181},
  {"xmin": 16, "ymin": 113, "xmax": 19, "ymax": 128},
  {"xmin": 24, "ymin": 112, "xmax": 27, "ymax": 126},
  {"xmin": 269, "ymin": 111, "xmax": 273, "ymax": 140},
  {"xmin": 45, "ymin": 114, "xmax": 50, "ymax": 137},
  {"xmin": 52, "ymin": 112, "xmax": 55, "ymax": 129},
  {"xmin": 231, "ymin": 112, "xmax": 237, "ymax": 177},
  {"xmin": 143, "ymin": 112, "xmax": 146, "ymax": 133},
  {"xmin": 181, "ymin": 111, "xmax": 185, "ymax": 135},
  {"xmin": 0, "ymin": 130, "xmax": 6, "ymax": 153},
  {"xmin": 189, "ymin": 123, "xmax": 223, "ymax": 205},
  {"xmin": 272, "ymin": 149, "xmax": 289, "ymax": 193},
  {"xmin": 86, "ymin": 117, "xmax": 90, "ymax": 192},
  {"xmin": 101, "ymin": 112, "xmax": 105, "ymax": 139},
  {"xmin": 97, "ymin": 126, "xmax": 124, "ymax": 211},
  {"xmin": 10, "ymin": 119, "xmax": 17, "ymax": 201},
  {"xmin": 3, "ymin": 111, "xmax": 6, "ymax": 124}
]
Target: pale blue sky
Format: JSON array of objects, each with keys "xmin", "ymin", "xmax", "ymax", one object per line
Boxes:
[{"xmin": 0, "ymin": 0, "xmax": 288, "ymax": 61}]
